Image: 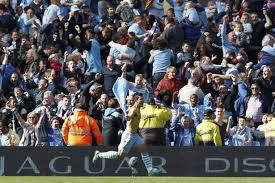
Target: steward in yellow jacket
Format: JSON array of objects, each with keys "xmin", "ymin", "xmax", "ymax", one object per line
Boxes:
[
  {"xmin": 265, "ymin": 117, "xmax": 275, "ymax": 146},
  {"xmin": 195, "ymin": 109, "xmax": 222, "ymax": 146},
  {"xmin": 139, "ymin": 99, "xmax": 172, "ymax": 145},
  {"xmin": 62, "ymin": 103, "xmax": 103, "ymax": 146}
]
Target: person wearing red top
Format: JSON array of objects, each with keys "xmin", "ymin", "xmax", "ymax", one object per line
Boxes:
[
  {"xmin": 49, "ymin": 53, "xmax": 62, "ymax": 82},
  {"xmin": 155, "ymin": 66, "xmax": 183, "ymax": 97}
]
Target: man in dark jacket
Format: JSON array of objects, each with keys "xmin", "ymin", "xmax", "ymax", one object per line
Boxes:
[
  {"xmin": 78, "ymin": 78, "xmax": 102, "ymax": 116},
  {"xmin": 160, "ymin": 17, "xmax": 185, "ymax": 54},
  {"xmin": 28, "ymin": 78, "xmax": 56, "ymax": 106},
  {"xmin": 2, "ymin": 72, "xmax": 25, "ymax": 99},
  {"xmin": 99, "ymin": 3, "xmax": 121, "ymax": 30},
  {"xmin": 208, "ymin": 74, "xmax": 239, "ymax": 114},
  {"xmin": 98, "ymin": 55, "xmax": 123, "ymax": 97},
  {"xmin": 102, "ymin": 98, "xmax": 124, "ymax": 146},
  {"xmin": 0, "ymin": 5, "xmax": 17, "ymax": 32}
]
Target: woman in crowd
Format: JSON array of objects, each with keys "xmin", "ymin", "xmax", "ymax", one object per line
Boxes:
[{"xmin": 13, "ymin": 108, "xmax": 48, "ymax": 146}]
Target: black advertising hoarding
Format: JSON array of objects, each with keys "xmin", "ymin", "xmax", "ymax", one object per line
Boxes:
[{"xmin": 1, "ymin": 147, "xmax": 275, "ymax": 176}]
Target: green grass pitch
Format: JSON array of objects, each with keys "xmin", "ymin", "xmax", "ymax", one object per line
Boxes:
[{"xmin": 0, "ymin": 177, "xmax": 274, "ymax": 183}]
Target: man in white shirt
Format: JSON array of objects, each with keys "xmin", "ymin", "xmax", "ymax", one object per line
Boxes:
[
  {"xmin": 128, "ymin": 74, "xmax": 153, "ymax": 103},
  {"xmin": 0, "ymin": 120, "xmax": 20, "ymax": 146},
  {"xmin": 245, "ymin": 83, "xmax": 264, "ymax": 127},
  {"xmin": 178, "ymin": 78, "xmax": 205, "ymax": 104},
  {"xmin": 108, "ymin": 40, "xmax": 136, "ymax": 65}
]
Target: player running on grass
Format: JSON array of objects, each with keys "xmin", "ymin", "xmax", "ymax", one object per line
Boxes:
[{"xmin": 92, "ymin": 93, "xmax": 161, "ymax": 176}]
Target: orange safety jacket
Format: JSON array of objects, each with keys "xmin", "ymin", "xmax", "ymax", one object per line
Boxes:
[{"xmin": 62, "ymin": 111, "xmax": 103, "ymax": 146}]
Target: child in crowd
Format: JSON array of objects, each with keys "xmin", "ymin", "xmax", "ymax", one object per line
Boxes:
[
  {"xmin": 63, "ymin": 52, "xmax": 83, "ymax": 83},
  {"xmin": 176, "ymin": 41, "xmax": 192, "ymax": 66},
  {"xmin": 56, "ymin": 95, "xmax": 72, "ymax": 121},
  {"xmin": 171, "ymin": 108, "xmax": 195, "ymax": 146},
  {"xmin": 50, "ymin": 116, "xmax": 63, "ymax": 146},
  {"xmin": 176, "ymin": 42, "xmax": 192, "ymax": 80},
  {"xmin": 241, "ymin": 13, "xmax": 253, "ymax": 43}
]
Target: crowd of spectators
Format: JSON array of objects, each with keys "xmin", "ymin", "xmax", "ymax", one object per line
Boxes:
[{"xmin": 0, "ymin": 0, "xmax": 275, "ymax": 147}]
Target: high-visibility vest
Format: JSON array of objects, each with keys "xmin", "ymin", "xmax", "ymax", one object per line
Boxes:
[
  {"xmin": 195, "ymin": 118, "xmax": 222, "ymax": 146},
  {"xmin": 265, "ymin": 118, "xmax": 275, "ymax": 138},
  {"xmin": 62, "ymin": 111, "xmax": 103, "ymax": 146}
]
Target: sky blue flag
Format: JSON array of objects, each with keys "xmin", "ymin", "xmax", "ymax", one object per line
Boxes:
[{"xmin": 112, "ymin": 77, "xmax": 129, "ymax": 115}]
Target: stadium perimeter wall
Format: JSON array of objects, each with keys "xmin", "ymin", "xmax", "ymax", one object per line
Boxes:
[{"xmin": 0, "ymin": 147, "xmax": 275, "ymax": 176}]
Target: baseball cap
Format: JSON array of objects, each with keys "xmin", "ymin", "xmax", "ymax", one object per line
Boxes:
[
  {"xmin": 71, "ymin": 5, "xmax": 80, "ymax": 12},
  {"xmin": 81, "ymin": 4, "xmax": 89, "ymax": 8},
  {"xmin": 204, "ymin": 109, "xmax": 214, "ymax": 117}
]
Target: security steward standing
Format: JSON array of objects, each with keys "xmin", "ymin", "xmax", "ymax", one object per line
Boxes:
[
  {"xmin": 62, "ymin": 103, "xmax": 103, "ymax": 146},
  {"xmin": 265, "ymin": 115, "xmax": 275, "ymax": 146},
  {"xmin": 195, "ymin": 109, "xmax": 222, "ymax": 146},
  {"xmin": 139, "ymin": 98, "xmax": 172, "ymax": 146}
]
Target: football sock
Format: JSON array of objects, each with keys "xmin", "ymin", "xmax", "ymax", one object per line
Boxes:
[
  {"xmin": 141, "ymin": 153, "xmax": 152, "ymax": 172},
  {"xmin": 98, "ymin": 151, "xmax": 119, "ymax": 159}
]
